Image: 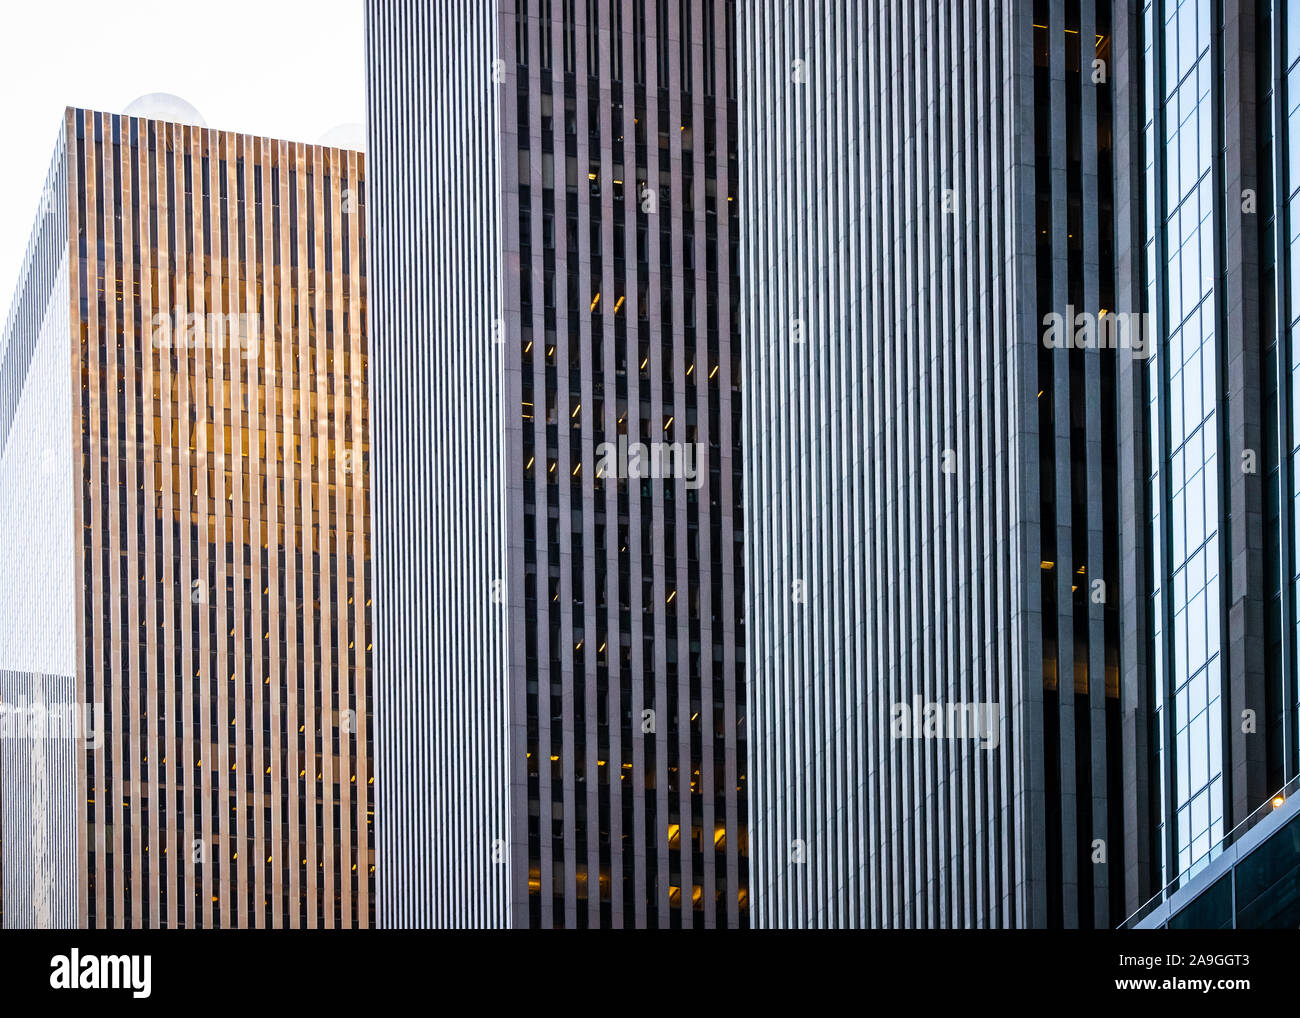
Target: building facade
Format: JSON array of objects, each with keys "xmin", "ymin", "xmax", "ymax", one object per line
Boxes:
[
  {"xmin": 1123, "ymin": 0, "xmax": 1300, "ymax": 924},
  {"xmin": 739, "ymin": 0, "xmax": 1135, "ymax": 928},
  {"xmin": 365, "ymin": 0, "xmax": 747, "ymax": 928},
  {"xmin": 0, "ymin": 107, "xmax": 374, "ymax": 928},
  {"xmin": 740, "ymin": 0, "xmax": 1300, "ymax": 929},
  {"xmin": 0, "ymin": 127, "xmax": 78, "ymax": 930},
  {"xmin": 1130, "ymin": 775, "xmax": 1300, "ymax": 927}
]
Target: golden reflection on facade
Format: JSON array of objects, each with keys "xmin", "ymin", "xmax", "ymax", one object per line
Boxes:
[{"xmin": 67, "ymin": 108, "xmax": 371, "ymax": 928}]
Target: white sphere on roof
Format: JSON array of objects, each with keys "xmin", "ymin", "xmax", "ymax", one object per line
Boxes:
[
  {"xmin": 317, "ymin": 122, "xmax": 365, "ymax": 151},
  {"xmin": 123, "ymin": 93, "xmax": 207, "ymax": 128}
]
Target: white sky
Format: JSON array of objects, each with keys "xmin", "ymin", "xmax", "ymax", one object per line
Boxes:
[{"xmin": 0, "ymin": 0, "xmax": 366, "ymax": 307}]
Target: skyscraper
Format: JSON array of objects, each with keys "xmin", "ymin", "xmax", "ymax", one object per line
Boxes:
[
  {"xmin": 1123, "ymin": 0, "xmax": 1300, "ymax": 927},
  {"xmin": 365, "ymin": 1, "xmax": 746, "ymax": 928},
  {"xmin": 739, "ymin": 1, "xmax": 1135, "ymax": 928},
  {"xmin": 0, "ymin": 105, "xmax": 374, "ymax": 928},
  {"xmin": 740, "ymin": 0, "xmax": 1300, "ymax": 930}
]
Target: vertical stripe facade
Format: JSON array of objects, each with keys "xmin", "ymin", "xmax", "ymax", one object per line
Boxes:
[
  {"xmin": 4, "ymin": 108, "xmax": 374, "ymax": 928},
  {"xmin": 365, "ymin": 1, "xmax": 514, "ymax": 928},
  {"xmin": 503, "ymin": 0, "xmax": 745, "ymax": 930},
  {"xmin": 1113, "ymin": 0, "xmax": 1161, "ymax": 918},
  {"xmin": 740, "ymin": 1, "xmax": 1131, "ymax": 928},
  {"xmin": 365, "ymin": 0, "xmax": 746, "ymax": 928},
  {"xmin": 1030, "ymin": 0, "xmax": 1127, "ymax": 930}
]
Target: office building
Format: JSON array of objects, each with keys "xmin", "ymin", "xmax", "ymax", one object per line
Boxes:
[
  {"xmin": 0, "ymin": 104, "xmax": 374, "ymax": 928},
  {"xmin": 1123, "ymin": 0, "xmax": 1300, "ymax": 926},
  {"xmin": 1130, "ymin": 781, "xmax": 1300, "ymax": 927},
  {"xmin": 741, "ymin": 0, "xmax": 1135, "ymax": 928},
  {"xmin": 741, "ymin": 0, "xmax": 1300, "ymax": 929},
  {"xmin": 365, "ymin": 0, "xmax": 747, "ymax": 927}
]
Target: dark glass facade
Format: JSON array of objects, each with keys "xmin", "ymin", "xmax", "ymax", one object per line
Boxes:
[
  {"xmin": 506, "ymin": 0, "xmax": 745, "ymax": 930},
  {"xmin": 1033, "ymin": 0, "xmax": 1129, "ymax": 928}
]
